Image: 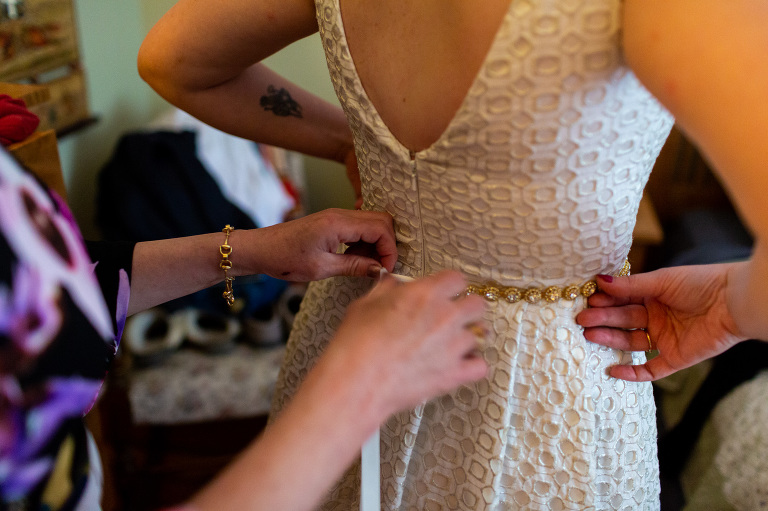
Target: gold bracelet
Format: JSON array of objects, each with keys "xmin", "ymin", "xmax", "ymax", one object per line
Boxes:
[{"xmin": 220, "ymin": 225, "xmax": 235, "ymax": 306}]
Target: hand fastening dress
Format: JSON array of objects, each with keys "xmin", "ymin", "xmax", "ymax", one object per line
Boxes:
[{"xmin": 270, "ymin": 0, "xmax": 674, "ymax": 509}]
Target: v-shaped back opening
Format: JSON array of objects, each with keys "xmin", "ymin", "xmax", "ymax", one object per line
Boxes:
[{"xmin": 336, "ymin": 0, "xmax": 514, "ymax": 156}]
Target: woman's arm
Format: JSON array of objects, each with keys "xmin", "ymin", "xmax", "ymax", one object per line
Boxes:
[
  {"xmin": 623, "ymin": 0, "xmax": 768, "ymax": 337},
  {"xmin": 623, "ymin": 0, "xmax": 768, "ymax": 339},
  {"xmin": 184, "ymin": 271, "xmax": 488, "ymax": 511},
  {"xmin": 623, "ymin": 0, "xmax": 768, "ymax": 242},
  {"xmin": 127, "ymin": 209, "xmax": 396, "ymax": 315},
  {"xmin": 137, "ymin": 0, "xmax": 353, "ymax": 165},
  {"xmin": 577, "ymin": 1, "xmax": 768, "ymax": 381}
]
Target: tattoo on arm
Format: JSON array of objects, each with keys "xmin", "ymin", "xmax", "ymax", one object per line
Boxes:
[{"xmin": 260, "ymin": 85, "xmax": 303, "ymax": 118}]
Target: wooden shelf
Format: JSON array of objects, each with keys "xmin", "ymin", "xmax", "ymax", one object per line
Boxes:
[{"xmin": 0, "ymin": 81, "xmax": 50, "ymax": 106}]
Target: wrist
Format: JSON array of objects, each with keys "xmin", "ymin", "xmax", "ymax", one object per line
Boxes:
[
  {"xmin": 309, "ymin": 340, "xmax": 389, "ymax": 438},
  {"xmin": 330, "ymin": 126, "xmax": 354, "ymax": 165},
  {"xmin": 226, "ymin": 228, "xmax": 267, "ymax": 278},
  {"xmin": 727, "ymin": 242, "xmax": 768, "ymax": 341}
]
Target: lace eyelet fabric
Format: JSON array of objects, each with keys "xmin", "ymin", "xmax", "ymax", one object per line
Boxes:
[{"xmin": 270, "ymin": 1, "xmax": 674, "ymax": 509}]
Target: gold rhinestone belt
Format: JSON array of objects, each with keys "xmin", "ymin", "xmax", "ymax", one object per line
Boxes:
[{"xmin": 466, "ymin": 259, "xmax": 631, "ymax": 304}]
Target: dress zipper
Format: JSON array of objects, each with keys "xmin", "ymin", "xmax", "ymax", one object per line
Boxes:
[{"xmin": 409, "ymin": 150, "xmax": 426, "ymax": 277}]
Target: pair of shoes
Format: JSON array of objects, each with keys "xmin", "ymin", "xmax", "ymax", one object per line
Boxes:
[
  {"xmin": 124, "ymin": 307, "xmax": 241, "ymax": 365},
  {"xmin": 241, "ymin": 284, "xmax": 306, "ymax": 347},
  {"xmin": 242, "ymin": 304, "xmax": 283, "ymax": 346},
  {"xmin": 124, "ymin": 308, "xmax": 184, "ymax": 366},
  {"xmin": 176, "ymin": 308, "xmax": 241, "ymax": 354}
]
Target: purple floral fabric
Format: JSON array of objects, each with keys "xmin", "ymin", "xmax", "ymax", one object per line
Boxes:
[{"xmin": 0, "ymin": 148, "xmax": 132, "ymax": 508}]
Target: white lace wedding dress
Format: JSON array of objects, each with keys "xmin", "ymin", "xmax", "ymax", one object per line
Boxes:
[{"xmin": 271, "ymin": 0, "xmax": 674, "ymax": 509}]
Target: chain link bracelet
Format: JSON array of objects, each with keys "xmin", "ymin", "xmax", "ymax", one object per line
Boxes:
[{"xmin": 220, "ymin": 225, "xmax": 235, "ymax": 306}]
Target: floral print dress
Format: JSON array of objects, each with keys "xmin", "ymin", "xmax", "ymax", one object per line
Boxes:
[{"xmin": 0, "ymin": 148, "xmax": 134, "ymax": 510}]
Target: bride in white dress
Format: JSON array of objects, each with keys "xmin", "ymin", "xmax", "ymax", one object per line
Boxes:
[
  {"xmin": 272, "ymin": 1, "xmax": 671, "ymax": 509},
  {"xmin": 139, "ymin": 1, "xmax": 768, "ymax": 509}
]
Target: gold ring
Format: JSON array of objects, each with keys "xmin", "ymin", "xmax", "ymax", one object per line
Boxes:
[{"xmin": 645, "ymin": 330, "xmax": 653, "ymax": 352}]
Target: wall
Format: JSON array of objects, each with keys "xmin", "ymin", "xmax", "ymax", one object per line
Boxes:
[
  {"xmin": 262, "ymin": 36, "xmax": 356, "ymax": 216},
  {"xmin": 59, "ymin": 0, "xmax": 352, "ymax": 239}
]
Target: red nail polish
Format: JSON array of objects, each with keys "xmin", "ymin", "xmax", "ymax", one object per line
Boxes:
[{"xmin": 597, "ymin": 274, "xmax": 613, "ymax": 283}]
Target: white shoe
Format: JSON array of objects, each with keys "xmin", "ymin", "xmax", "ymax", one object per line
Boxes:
[
  {"xmin": 242, "ymin": 305, "xmax": 283, "ymax": 346},
  {"xmin": 176, "ymin": 308, "xmax": 241, "ymax": 354},
  {"xmin": 124, "ymin": 307, "xmax": 184, "ymax": 366}
]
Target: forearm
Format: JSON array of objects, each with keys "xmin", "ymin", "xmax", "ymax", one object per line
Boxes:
[
  {"xmin": 176, "ymin": 271, "xmax": 487, "ymax": 509},
  {"xmin": 138, "ymin": 0, "xmax": 352, "ymax": 163},
  {"xmin": 127, "ymin": 229, "xmax": 266, "ymax": 316},
  {"xmin": 143, "ymin": 62, "xmax": 353, "ymax": 163},
  {"xmin": 726, "ymin": 242, "xmax": 768, "ymax": 342},
  {"xmin": 128, "ymin": 234, "xmax": 223, "ymax": 315},
  {"xmin": 127, "ymin": 210, "xmax": 397, "ymax": 315},
  {"xmin": 188, "ymin": 348, "xmax": 382, "ymax": 510}
]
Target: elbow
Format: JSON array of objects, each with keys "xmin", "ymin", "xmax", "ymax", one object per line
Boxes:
[
  {"xmin": 136, "ymin": 43, "xmax": 151, "ymax": 84},
  {"xmin": 137, "ymin": 37, "xmax": 211, "ymax": 106},
  {"xmin": 137, "ymin": 34, "xmax": 189, "ymax": 103},
  {"xmin": 137, "ymin": 41, "xmax": 166, "ymax": 94}
]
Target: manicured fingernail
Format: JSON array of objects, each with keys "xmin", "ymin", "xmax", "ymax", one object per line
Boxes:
[
  {"xmin": 367, "ymin": 264, "xmax": 383, "ymax": 279},
  {"xmin": 597, "ymin": 274, "xmax": 613, "ymax": 283}
]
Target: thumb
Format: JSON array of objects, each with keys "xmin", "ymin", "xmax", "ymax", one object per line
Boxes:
[
  {"xmin": 609, "ymin": 355, "xmax": 676, "ymax": 382},
  {"xmin": 335, "ymin": 254, "xmax": 383, "ymax": 279}
]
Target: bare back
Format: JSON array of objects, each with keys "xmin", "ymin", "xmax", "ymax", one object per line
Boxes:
[{"xmin": 339, "ymin": 0, "xmax": 511, "ymax": 152}]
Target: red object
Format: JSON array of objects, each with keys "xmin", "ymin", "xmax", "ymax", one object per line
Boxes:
[
  {"xmin": 280, "ymin": 175, "xmax": 301, "ymax": 204},
  {"xmin": 0, "ymin": 94, "xmax": 40, "ymax": 146}
]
